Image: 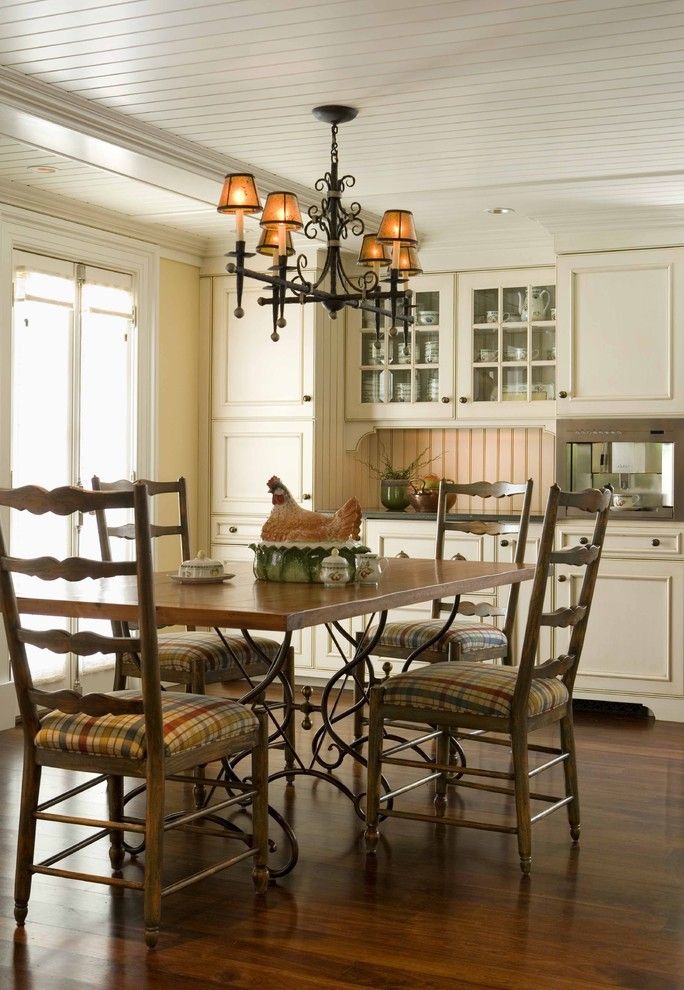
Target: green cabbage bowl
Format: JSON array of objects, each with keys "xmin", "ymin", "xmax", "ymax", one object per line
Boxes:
[{"xmin": 249, "ymin": 541, "xmax": 370, "ymax": 583}]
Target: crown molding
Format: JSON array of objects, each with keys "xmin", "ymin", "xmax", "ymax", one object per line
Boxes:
[
  {"xmin": 0, "ymin": 178, "xmax": 206, "ymax": 262},
  {"xmin": 0, "ymin": 66, "xmax": 384, "ymax": 234}
]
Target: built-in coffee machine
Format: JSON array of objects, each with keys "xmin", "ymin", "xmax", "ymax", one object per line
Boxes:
[{"xmin": 556, "ymin": 419, "xmax": 684, "ymax": 519}]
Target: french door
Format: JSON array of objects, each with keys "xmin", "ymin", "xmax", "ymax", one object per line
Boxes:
[{"xmin": 11, "ymin": 250, "xmax": 137, "ymax": 691}]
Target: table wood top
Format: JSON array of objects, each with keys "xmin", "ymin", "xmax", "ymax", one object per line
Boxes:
[{"xmin": 15, "ymin": 557, "xmax": 536, "ymax": 632}]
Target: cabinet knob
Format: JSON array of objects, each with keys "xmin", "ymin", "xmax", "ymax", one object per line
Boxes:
[
  {"xmin": 303, "ymin": 394, "xmax": 312, "ymax": 402},
  {"xmin": 228, "ymin": 526, "xmax": 238, "ymax": 534},
  {"xmin": 652, "ymin": 538, "xmax": 661, "ymax": 547},
  {"xmin": 579, "ymin": 537, "xmax": 589, "ymax": 545},
  {"xmin": 558, "ymin": 574, "xmax": 567, "ymax": 582},
  {"xmin": 441, "ymin": 396, "xmax": 450, "ymax": 403},
  {"xmin": 302, "ymin": 493, "xmax": 312, "ymax": 501},
  {"xmin": 559, "ymin": 390, "xmax": 568, "ymax": 399},
  {"xmin": 500, "ymin": 539, "xmax": 509, "ymax": 547},
  {"xmin": 459, "ymin": 396, "xmax": 468, "ymax": 404}
]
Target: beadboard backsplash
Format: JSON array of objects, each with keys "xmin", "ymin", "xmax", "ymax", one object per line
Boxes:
[{"xmin": 322, "ymin": 427, "xmax": 556, "ymax": 515}]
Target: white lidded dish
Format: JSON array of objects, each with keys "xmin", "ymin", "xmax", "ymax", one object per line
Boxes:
[{"xmin": 178, "ymin": 550, "xmax": 224, "ymax": 580}]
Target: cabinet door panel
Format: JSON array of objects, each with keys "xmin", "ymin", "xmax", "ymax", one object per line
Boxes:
[
  {"xmin": 556, "ymin": 558, "xmax": 684, "ymax": 699},
  {"xmin": 213, "ymin": 280, "xmax": 313, "ymax": 418},
  {"xmin": 212, "ymin": 421, "xmax": 313, "ymax": 516},
  {"xmin": 556, "ymin": 248, "xmax": 684, "ymax": 415}
]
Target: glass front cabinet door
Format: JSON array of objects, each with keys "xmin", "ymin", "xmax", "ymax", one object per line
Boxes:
[
  {"xmin": 456, "ymin": 267, "xmax": 556, "ymax": 421},
  {"xmin": 346, "ymin": 273, "xmax": 454, "ymax": 421}
]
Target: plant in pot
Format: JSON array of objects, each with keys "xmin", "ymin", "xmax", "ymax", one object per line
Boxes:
[{"xmin": 358, "ymin": 441, "xmax": 436, "ymax": 511}]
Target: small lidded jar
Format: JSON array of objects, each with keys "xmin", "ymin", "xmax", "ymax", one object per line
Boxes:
[
  {"xmin": 319, "ymin": 548, "xmax": 351, "ymax": 587},
  {"xmin": 178, "ymin": 549, "xmax": 224, "ymax": 580}
]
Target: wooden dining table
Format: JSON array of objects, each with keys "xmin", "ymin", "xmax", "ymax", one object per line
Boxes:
[{"xmin": 15, "ymin": 555, "xmax": 535, "ymax": 874}]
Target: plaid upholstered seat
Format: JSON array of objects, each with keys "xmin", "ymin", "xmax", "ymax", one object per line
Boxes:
[
  {"xmin": 381, "ymin": 661, "xmax": 568, "ymax": 719},
  {"xmin": 373, "ymin": 620, "xmax": 508, "ymax": 655},
  {"xmin": 35, "ymin": 691, "xmax": 258, "ymax": 761},
  {"xmin": 123, "ymin": 631, "xmax": 278, "ymax": 678}
]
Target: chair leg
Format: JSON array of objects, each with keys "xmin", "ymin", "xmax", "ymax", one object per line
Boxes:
[
  {"xmin": 353, "ymin": 643, "xmax": 366, "ymax": 742},
  {"xmin": 113, "ymin": 653, "xmax": 127, "ymax": 691},
  {"xmin": 14, "ymin": 749, "xmax": 41, "ymax": 926},
  {"xmin": 251, "ymin": 710, "xmax": 270, "ymax": 893},
  {"xmin": 283, "ymin": 646, "xmax": 297, "ymax": 785},
  {"xmin": 560, "ymin": 712, "xmax": 581, "ymax": 843},
  {"xmin": 191, "ymin": 663, "xmax": 208, "ymax": 808},
  {"xmin": 364, "ymin": 688, "xmax": 384, "ymax": 855},
  {"xmin": 143, "ymin": 771, "xmax": 164, "ymax": 949},
  {"xmin": 511, "ymin": 723, "xmax": 532, "ymax": 876},
  {"xmin": 434, "ymin": 729, "xmax": 450, "ymax": 815},
  {"xmin": 106, "ymin": 774, "xmax": 125, "ymax": 871}
]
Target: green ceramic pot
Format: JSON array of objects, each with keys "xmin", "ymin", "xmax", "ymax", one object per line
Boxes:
[
  {"xmin": 380, "ymin": 478, "xmax": 411, "ymax": 512},
  {"xmin": 249, "ymin": 542, "xmax": 370, "ymax": 583}
]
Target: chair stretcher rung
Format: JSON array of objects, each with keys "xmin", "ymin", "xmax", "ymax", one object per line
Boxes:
[
  {"xmin": 382, "ymin": 753, "xmax": 514, "ymax": 781},
  {"xmin": 382, "ymin": 807, "xmax": 517, "ymax": 834},
  {"xmin": 37, "ymin": 828, "xmax": 110, "ymax": 868},
  {"xmin": 528, "ymin": 752, "xmax": 569, "ymax": 777},
  {"xmin": 31, "ymin": 865, "xmax": 144, "ymax": 890},
  {"xmin": 379, "ymin": 772, "xmax": 442, "ymax": 804},
  {"xmin": 382, "ymin": 730, "xmax": 442, "ymax": 757},
  {"xmin": 35, "ymin": 811, "xmax": 145, "ymax": 832},
  {"xmin": 163, "ymin": 791, "xmax": 257, "ymax": 831},
  {"xmin": 37, "ymin": 774, "xmax": 108, "ymax": 811},
  {"xmin": 161, "ymin": 848, "xmax": 257, "ymax": 897},
  {"xmin": 530, "ymin": 795, "xmax": 573, "ymax": 823}
]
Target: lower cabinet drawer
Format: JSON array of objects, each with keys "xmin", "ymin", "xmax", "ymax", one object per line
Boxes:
[{"xmin": 558, "ymin": 524, "xmax": 683, "ymax": 558}]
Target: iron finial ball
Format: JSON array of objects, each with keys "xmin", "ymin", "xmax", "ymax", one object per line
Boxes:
[
  {"xmin": 234, "ymin": 306, "xmax": 244, "ymax": 318},
  {"xmin": 277, "ymin": 316, "xmax": 287, "ymax": 328},
  {"xmin": 271, "ymin": 330, "xmax": 280, "ymax": 342}
]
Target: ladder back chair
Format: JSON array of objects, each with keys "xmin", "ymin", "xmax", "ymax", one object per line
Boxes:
[
  {"xmin": 353, "ymin": 479, "xmax": 533, "ymax": 736},
  {"xmin": 364, "ymin": 483, "xmax": 611, "ymax": 875},
  {"xmin": 0, "ymin": 482, "xmax": 269, "ymax": 948},
  {"xmin": 92, "ymin": 475, "xmax": 293, "ymax": 698}
]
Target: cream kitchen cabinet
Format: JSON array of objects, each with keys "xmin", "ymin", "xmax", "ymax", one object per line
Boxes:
[
  {"xmin": 212, "ymin": 280, "xmax": 315, "ymax": 420},
  {"xmin": 556, "ymin": 247, "xmax": 684, "ymax": 417},
  {"xmin": 556, "ymin": 521, "xmax": 684, "ymax": 721},
  {"xmin": 345, "ymin": 273, "xmax": 455, "ymax": 422},
  {"xmin": 456, "ymin": 267, "xmax": 557, "ymax": 421}
]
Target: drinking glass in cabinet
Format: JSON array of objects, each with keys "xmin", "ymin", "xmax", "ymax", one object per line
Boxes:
[
  {"xmin": 530, "ymin": 284, "xmax": 555, "ymax": 321},
  {"xmin": 502, "ymin": 286, "xmax": 527, "ymax": 322},
  {"xmin": 415, "ymin": 368, "xmax": 439, "ymax": 402},
  {"xmin": 474, "ymin": 287, "xmax": 498, "ymax": 325},
  {"xmin": 361, "ymin": 369, "xmax": 385, "ymax": 403},
  {"xmin": 419, "ymin": 333, "xmax": 439, "ymax": 363},
  {"xmin": 531, "ymin": 366, "xmax": 555, "ymax": 400},
  {"xmin": 391, "ymin": 335, "xmax": 412, "ymax": 364},
  {"xmin": 362, "ymin": 333, "xmax": 385, "ymax": 366},
  {"xmin": 531, "ymin": 324, "xmax": 556, "ymax": 361},
  {"xmin": 474, "ymin": 367, "xmax": 498, "ymax": 402},
  {"xmin": 390, "ymin": 369, "xmax": 412, "ymax": 402},
  {"xmin": 415, "ymin": 290, "xmax": 440, "ymax": 326},
  {"xmin": 502, "ymin": 366, "xmax": 528, "ymax": 401}
]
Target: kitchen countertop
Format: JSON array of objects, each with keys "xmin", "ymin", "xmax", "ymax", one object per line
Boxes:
[{"xmin": 363, "ymin": 510, "xmax": 545, "ymax": 522}]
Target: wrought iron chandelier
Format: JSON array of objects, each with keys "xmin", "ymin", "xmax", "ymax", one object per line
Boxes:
[{"xmin": 217, "ymin": 105, "xmax": 422, "ymax": 345}]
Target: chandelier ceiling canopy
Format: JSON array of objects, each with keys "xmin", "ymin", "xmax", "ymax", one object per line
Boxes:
[{"xmin": 217, "ymin": 105, "xmax": 421, "ymax": 343}]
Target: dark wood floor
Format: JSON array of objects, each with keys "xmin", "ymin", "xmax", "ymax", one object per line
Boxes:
[{"xmin": 0, "ymin": 706, "xmax": 682, "ymax": 990}]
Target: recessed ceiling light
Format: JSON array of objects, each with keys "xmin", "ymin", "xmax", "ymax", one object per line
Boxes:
[
  {"xmin": 486, "ymin": 207, "xmax": 515, "ymax": 215},
  {"xmin": 28, "ymin": 165, "xmax": 57, "ymax": 174}
]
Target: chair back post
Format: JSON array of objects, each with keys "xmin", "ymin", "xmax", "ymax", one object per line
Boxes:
[
  {"xmin": 562, "ymin": 489, "xmax": 612, "ymax": 695},
  {"xmin": 0, "ymin": 495, "xmax": 41, "ymax": 739},
  {"xmin": 177, "ymin": 476, "xmax": 192, "ymax": 564},
  {"xmin": 133, "ymin": 481, "xmax": 164, "ymax": 772}
]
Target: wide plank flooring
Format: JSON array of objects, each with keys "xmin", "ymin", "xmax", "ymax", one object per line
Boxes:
[{"xmin": 0, "ymin": 708, "xmax": 682, "ymax": 990}]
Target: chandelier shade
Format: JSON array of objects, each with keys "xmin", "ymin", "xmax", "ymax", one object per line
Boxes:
[
  {"xmin": 257, "ymin": 227, "xmax": 295, "ymax": 257},
  {"xmin": 377, "ymin": 209, "xmax": 418, "ymax": 246},
  {"xmin": 216, "ymin": 173, "xmax": 262, "ymax": 214},
  {"xmin": 396, "ymin": 246, "xmax": 423, "ymax": 278},
  {"xmin": 260, "ymin": 191, "xmax": 304, "ymax": 231},
  {"xmin": 358, "ymin": 233, "xmax": 390, "ymax": 268}
]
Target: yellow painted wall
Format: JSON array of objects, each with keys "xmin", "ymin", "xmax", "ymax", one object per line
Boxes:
[{"xmin": 156, "ymin": 258, "xmax": 201, "ymax": 570}]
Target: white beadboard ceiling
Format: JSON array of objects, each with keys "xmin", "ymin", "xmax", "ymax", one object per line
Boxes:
[{"xmin": 0, "ymin": 0, "xmax": 683, "ymax": 263}]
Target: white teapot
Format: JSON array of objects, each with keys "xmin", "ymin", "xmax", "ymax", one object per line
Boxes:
[{"xmin": 530, "ymin": 288, "xmax": 550, "ymax": 320}]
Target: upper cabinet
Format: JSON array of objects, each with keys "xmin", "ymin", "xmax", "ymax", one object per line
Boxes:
[
  {"xmin": 345, "ymin": 273, "xmax": 454, "ymax": 421},
  {"xmin": 556, "ymin": 247, "xmax": 684, "ymax": 417},
  {"xmin": 212, "ymin": 279, "xmax": 315, "ymax": 420},
  {"xmin": 455, "ymin": 267, "xmax": 556, "ymax": 421}
]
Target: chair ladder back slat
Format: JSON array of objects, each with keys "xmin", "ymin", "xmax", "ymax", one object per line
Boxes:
[
  {"xmin": 539, "ymin": 606, "xmax": 588, "ymax": 628},
  {"xmin": 2, "ymin": 555, "xmax": 136, "ymax": 581},
  {"xmin": 28, "ymin": 689, "xmax": 144, "ymax": 717},
  {"xmin": 18, "ymin": 628, "xmax": 141, "ymax": 656},
  {"xmin": 550, "ymin": 545, "xmax": 600, "ymax": 566}
]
